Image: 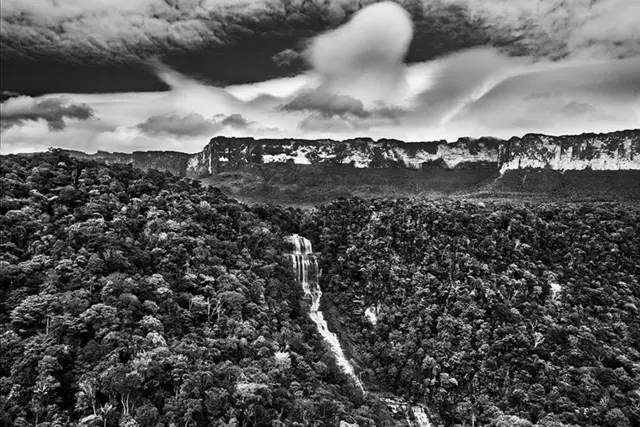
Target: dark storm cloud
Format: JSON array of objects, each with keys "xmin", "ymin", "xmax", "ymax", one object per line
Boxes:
[
  {"xmin": 0, "ymin": 96, "xmax": 94, "ymax": 130},
  {"xmin": 3, "ymin": 1, "xmax": 636, "ymax": 62},
  {"xmin": 3, "ymin": 1, "xmax": 638, "ymax": 94}
]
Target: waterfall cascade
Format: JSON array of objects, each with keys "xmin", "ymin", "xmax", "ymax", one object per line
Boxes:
[
  {"xmin": 288, "ymin": 234, "xmax": 364, "ymax": 392},
  {"xmin": 288, "ymin": 235, "xmax": 434, "ymax": 427}
]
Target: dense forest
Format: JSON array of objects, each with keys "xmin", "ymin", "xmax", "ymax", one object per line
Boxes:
[
  {"xmin": 303, "ymin": 198, "xmax": 640, "ymax": 427},
  {"xmin": 2, "ymin": 151, "xmax": 639, "ymax": 426},
  {"xmin": 0, "ymin": 150, "xmax": 397, "ymax": 427}
]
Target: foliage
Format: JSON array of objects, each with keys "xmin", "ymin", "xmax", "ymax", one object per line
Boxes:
[
  {"xmin": 304, "ymin": 197, "xmax": 640, "ymax": 427},
  {"xmin": 202, "ymin": 164, "xmax": 495, "ymax": 206},
  {"xmin": 4, "ymin": 150, "xmax": 639, "ymax": 427},
  {"xmin": 0, "ymin": 151, "xmax": 388, "ymax": 427}
]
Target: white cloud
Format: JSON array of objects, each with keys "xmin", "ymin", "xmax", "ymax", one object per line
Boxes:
[{"xmin": 305, "ymin": 1, "xmax": 413, "ymax": 107}]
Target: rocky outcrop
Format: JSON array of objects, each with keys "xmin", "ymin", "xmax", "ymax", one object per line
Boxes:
[{"xmin": 65, "ymin": 129, "xmax": 640, "ymax": 178}]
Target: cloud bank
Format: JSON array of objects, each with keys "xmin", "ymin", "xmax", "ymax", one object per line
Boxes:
[
  {"xmin": 135, "ymin": 112, "xmax": 269, "ymax": 138},
  {"xmin": 136, "ymin": 113, "xmax": 222, "ymax": 138},
  {"xmin": 1, "ymin": 96, "xmax": 94, "ymax": 130},
  {"xmin": 3, "ymin": 0, "xmax": 639, "ymax": 66},
  {"xmin": 1, "ymin": 1, "xmax": 639, "ymax": 154}
]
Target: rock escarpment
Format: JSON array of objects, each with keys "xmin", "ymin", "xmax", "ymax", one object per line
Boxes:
[
  {"xmin": 499, "ymin": 130, "xmax": 639, "ymax": 173},
  {"xmin": 66, "ymin": 129, "xmax": 640, "ymax": 178}
]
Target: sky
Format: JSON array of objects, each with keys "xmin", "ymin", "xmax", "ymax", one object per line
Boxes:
[{"xmin": 1, "ymin": 0, "xmax": 639, "ymax": 154}]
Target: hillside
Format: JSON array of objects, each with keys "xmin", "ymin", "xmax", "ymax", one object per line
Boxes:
[
  {"xmin": 0, "ymin": 150, "xmax": 399, "ymax": 427},
  {"xmin": 2, "ymin": 151, "xmax": 640, "ymax": 427},
  {"xmin": 303, "ymin": 198, "xmax": 640, "ymax": 427}
]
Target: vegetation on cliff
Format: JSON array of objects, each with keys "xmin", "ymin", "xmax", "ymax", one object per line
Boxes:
[{"xmin": 304, "ymin": 198, "xmax": 640, "ymax": 427}]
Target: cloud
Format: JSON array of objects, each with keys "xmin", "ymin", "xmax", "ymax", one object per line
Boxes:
[
  {"xmin": 0, "ymin": 120, "xmax": 200, "ymax": 155},
  {"xmin": 272, "ymin": 49, "xmax": 303, "ymax": 68},
  {"xmin": 440, "ymin": 56, "xmax": 640, "ymax": 137},
  {"xmin": 1, "ymin": 90, "xmax": 21, "ymax": 102},
  {"xmin": 135, "ymin": 111, "xmax": 275, "ymax": 139},
  {"xmin": 136, "ymin": 113, "xmax": 222, "ymax": 137},
  {"xmin": 305, "ymin": 1, "xmax": 413, "ymax": 107},
  {"xmin": 0, "ymin": 0, "xmax": 259, "ymax": 62},
  {"xmin": 0, "ymin": 96, "xmax": 94, "ymax": 130},
  {"xmin": 2, "ymin": 0, "xmax": 639, "ymax": 70},
  {"xmin": 226, "ymin": 74, "xmax": 312, "ymax": 103},
  {"xmin": 406, "ymin": 47, "xmax": 522, "ymax": 125},
  {"xmin": 461, "ymin": 0, "xmax": 640, "ymax": 60},
  {"xmin": 275, "ymin": 2, "xmax": 414, "ymax": 131},
  {"xmin": 282, "ymin": 88, "xmax": 407, "ymax": 127},
  {"xmin": 298, "ymin": 114, "xmax": 356, "ymax": 133},
  {"xmin": 214, "ymin": 113, "xmax": 281, "ymax": 134},
  {"xmin": 283, "ymin": 91, "xmax": 367, "ymax": 118},
  {"xmin": 298, "ymin": 112, "xmax": 400, "ymax": 134},
  {"xmin": 219, "ymin": 113, "xmax": 252, "ymax": 129},
  {"xmin": 2, "ymin": 2, "xmax": 639, "ymax": 155}
]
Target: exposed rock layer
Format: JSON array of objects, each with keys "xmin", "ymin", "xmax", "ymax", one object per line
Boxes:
[{"xmin": 66, "ymin": 129, "xmax": 640, "ymax": 178}]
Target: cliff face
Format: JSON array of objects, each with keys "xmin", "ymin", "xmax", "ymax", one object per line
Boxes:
[
  {"xmin": 66, "ymin": 129, "xmax": 640, "ymax": 178},
  {"xmin": 187, "ymin": 129, "xmax": 640, "ymax": 176},
  {"xmin": 499, "ymin": 129, "xmax": 640, "ymax": 173},
  {"xmin": 186, "ymin": 136, "xmax": 502, "ymax": 176},
  {"xmin": 67, "ymin": 150, "xmax": 192, "ymax": 177}
]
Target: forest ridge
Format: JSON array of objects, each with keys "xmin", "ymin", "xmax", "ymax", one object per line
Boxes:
[{"xmin": 0, "ymin": 150, "xmax": 639, "ymax": 426}]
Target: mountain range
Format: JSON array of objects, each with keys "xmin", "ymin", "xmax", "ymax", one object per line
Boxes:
[
  {"xmin": 65, "ymin": 129, "xmax": 640, "ymax": 201},
  {"xmin": 66, "ymin": 129, "xmax": 639, "ymax": 175}
]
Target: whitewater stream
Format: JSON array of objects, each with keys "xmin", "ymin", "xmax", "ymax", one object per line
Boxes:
[{"xmin": 288, "ymin": 234, "xmax": 433, "ymax": 427}]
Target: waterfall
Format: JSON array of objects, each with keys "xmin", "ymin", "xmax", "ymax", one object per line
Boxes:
[
  {"xmin": 288, "ymin": 234, "xmax": 433, "ymax": 426},
  {"xmin": 288, "ymin": 234, "xmax": 364, "ymax": 392},
  {"xmin": 381, "ymin": 397, "xmax": 433, "ymax": 427},
  {"xmin": 412, "ymin": 406, "xmax": 431, "ymax": 426}
]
